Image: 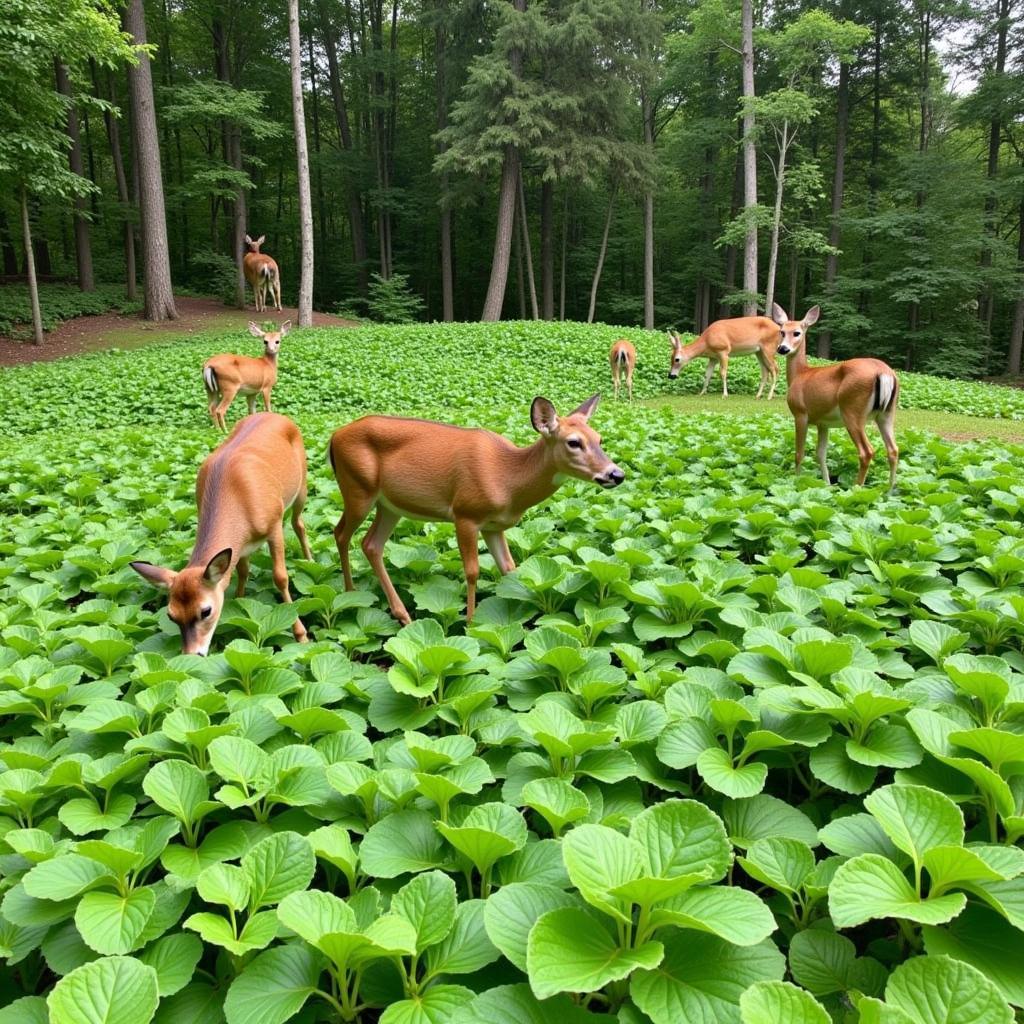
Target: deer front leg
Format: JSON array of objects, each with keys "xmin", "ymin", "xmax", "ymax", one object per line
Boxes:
[
  {"xmin": 268, "ymin": 523, "xmax": 307, "ymax": 643},
  {"xmin": 815, "ymin": 426, "xmax": 831, "ymax": 485},
  {"xmin": 766, "ymin": 357, "xmax": 779, "ymax": 401},
  {"xmin": 719, "ymin": 355, "xmax": 730, "ymax": 397},
  {"xmin": 214, "ymin": 385, "xmax": 239, "ymax": 432},
  {"xmin": 361, "ymin": 505, "xmax": 410, "ymax": 624},
  {"xmin": 263, "ymin": 387, "xmax": 272, "ymax": 412},
  {"xmin": 699, "ymin": 360, "xmax": 715, "ymax": 395},
  {"xmin": 755, "ymin": 355, "xmax": 767, "ymax": 400},
  {"xmin": 292, "ymin": 485, "xmax": 313, "ymax": 560},
  {"xmin": 484, "ymin": 531, "xmax": 516, "ymax": 575},
  {"xmin": 794, "ymin": 414, "xmax": 808, "ymax": 474},
  {"xmin": 235, "ymin": 556, "xmax": 250, "ymax": 597},
  {"xmin": 456, "ymin": 519, "xmax": 481, "ymax": 624},
  {"xmin": 333, "ymin": 491, "xmax": 374, "ymax": 591},
  {"xmin": 246, "ymin": 395, "xmax": 257, "ymax": 416}
]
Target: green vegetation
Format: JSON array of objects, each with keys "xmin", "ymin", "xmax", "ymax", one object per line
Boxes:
[
  {"xmin": 2, "ymin": 323, "xmax": 1024, "ymax": 1023},
  {"xmin": 0, "ymin": 284, "xmax": 142, "ymax": 339}
]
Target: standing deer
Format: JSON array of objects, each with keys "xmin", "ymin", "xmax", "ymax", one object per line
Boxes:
[
  {"xmin": 243, "ymin": 234, "xmax": 282, "ymax": 313},
  {"xmin": 203, "ymin": 321, "xmax": 289, "ymax": 431},
  {"xmin": 130, "ymin": 412, "xmax": 313, "ymax": 655},
  {"xmin": 610, "ymin": 339, "xmax": 636, "ymax": 401},
  {"xmin": 328, "ymin": 395, "xmax": 624, "ymax": 625},
  {"xmin": 668, "ymin": 316, "xmax": 781, "ymax": 399},
  {"xmin": 773, "ymin": 303, "xmax": 899, "ymax": 491}
]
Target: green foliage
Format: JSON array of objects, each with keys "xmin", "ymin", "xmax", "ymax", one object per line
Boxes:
[
  {"xmin": 366, "ymin": 273, "xmax": 427, "ymax": 324},
  {"xmin": 0, "ymin": 284, "xmax": 142, "ymax": 339},
  {"xmin": 1, "ymin": 323, "xmax": 1024, "ymax": 1019}
]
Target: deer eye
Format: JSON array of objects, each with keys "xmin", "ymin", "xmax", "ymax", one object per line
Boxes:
[
  {"xmin": 200, "ymin": 607, "xmax": 213, "ymax": 620},
  {"xmin": 794, "ymin": 331, "xmax": 801, "ymax": 337},
  {"xmin": 567, "ymin": 438, "xmax": 583, "ymax": 450}
]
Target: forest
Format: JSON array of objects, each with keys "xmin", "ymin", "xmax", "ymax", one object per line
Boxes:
[{"xmin": 3, "ymin": 0, "xmax": 1024, "ymax": 373}]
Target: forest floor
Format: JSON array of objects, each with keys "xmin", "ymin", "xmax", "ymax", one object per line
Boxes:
[
  {"xmin": 0, "ymin": 296, "xmax": 358, "ymax": 367},
  {"xmin": 647, "ymin": 393, "xmax": 1024, "ymax": 443}
]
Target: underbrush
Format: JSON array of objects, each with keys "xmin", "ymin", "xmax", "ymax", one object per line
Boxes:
[{"xmin": 0, "ymin": 284, "xmax": 142, "ymax": 339}]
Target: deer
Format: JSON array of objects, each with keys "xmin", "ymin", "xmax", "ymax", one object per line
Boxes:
[
  {"xmin": 203, "ymin": 321, "xmax": 289, "ymax": 432},
  {"xmin": 667, "ymin": 315, "xmax": 781, "ymax": 400},
  {"xmin": 328, "ymin": 395, "xmax": 625, "ymax": 625},
  {"xmin": 129, "ymin": 412, "xmax": 313, "ymax": 656},
  {"xmin": 610, "ymin": 339, "xmax": 636, "ymax": 401},
  {"xmin": 243, "ymin": 234, "xmax": 282, "ymax": 313},
  {"xmin": 772, "ymin": 303, "xmax": 899, "ymax": 492}
]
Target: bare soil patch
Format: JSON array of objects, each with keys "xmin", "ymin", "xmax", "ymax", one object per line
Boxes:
[{"xmin": 0, "ymin": 296, "xmax": 358, "ymax": 367}]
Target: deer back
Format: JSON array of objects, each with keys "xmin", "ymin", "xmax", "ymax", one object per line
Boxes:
[{"xmin": 243, "ymin": 251, "xmax": 278, "ymax": 287}]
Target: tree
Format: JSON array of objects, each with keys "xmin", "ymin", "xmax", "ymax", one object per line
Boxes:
[
  {"xmin": 124, "ymin": 0, "xmax": 177, "ymax": 321},
  {"xmin": 740, "ymin": 0, "xmax": 758, "ymax": 316},
  {"xmin": 54, "ymin": 60, "xmax": 95, "ymax": 292},
  {"xmin": 289, "ymin": 0, "xmax": 314, "ymax": 325}
]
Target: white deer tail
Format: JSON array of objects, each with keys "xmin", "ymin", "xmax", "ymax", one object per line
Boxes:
[
  {"xmin": 874, "ymin": 373, "xmax": 897, "ymax": 412},
  {"xmin": 617, "ymin": 348, "xmax": 628, "ymax": 366},
  {"xmin": 261, "ymin": 264, "xmax": 273, "ymax": 281},
  {"xmin": 203, "ymin": 366, "xmax": 218, "ymax": 394}
]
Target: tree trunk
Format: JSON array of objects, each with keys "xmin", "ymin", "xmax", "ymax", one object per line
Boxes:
[
  {"xmin": 307, "ymin": 26, "xmax": 328, "ymax": 298},
  {"xmin": 55, "ymin": 61, "xmax": 94, "ymax": 292},
  {"xmin": 124, "ymin": 0, "xmax": 177, "ymax": 320},
  {"xmin": 101, "ymin": 68, "xmax": 136, "ymax": 300},
  {"xmin": 518, "ymin": 174, "xmax": 539, "ymax": 319},
  {"xmin": 741, "ymin": 0, "xmax": 758, "ymax": 316},
  {"xmin": 435, "ymin": 5, "xmax": 454, "ymax": 321},
  {"xmin": 513, "ymin": 205, "xmax": 526, "ymax": 319},
  {"xmin": 559, "ymin": 193, "xmax": 568, "ymax": 320},
  {"xmin": 1007, "ymin": 197, "xmax": 1024, "ymax": 375},
  {"xmin": 289, "ymin": 0, "xmax": 315, "ymax": 326},
  {"xmin": 20, "ymin": 189, "xmax": 44, "ymax": 345},
  {"xmin": 540, "ymin": 179, "xmax": 554, "ymax": 319},
  {"xmin": 641, "ymin": 88, "xmax": 655, "ymax": 329},
  {"xmin": 764, "ymin": 121, "xmax": 789, "ymax": 312},
  {"xmin": 721, "ymin": 122, "xmax": 744, "ymax": 316},
  {"xmin": 818, "ymin": 61, "xmax": 849, "ymax": 357},
  {"xmin": 587, "ymin": 190, "xmax": 615, "ymax": 323},
  {"xmin": 318, "ymin": 0, "xmax": 368, "ymax": 294}
]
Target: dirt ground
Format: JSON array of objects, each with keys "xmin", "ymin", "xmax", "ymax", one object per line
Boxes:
[{"xmin": 0, "ymin": 296, "xmax": 358, "ymax": 367}]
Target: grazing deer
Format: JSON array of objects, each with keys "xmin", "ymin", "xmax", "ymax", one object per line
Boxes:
[
  {"xmin": 203, "ymin": 321, "xmax": 289, "ymax": 432},
  {"xmin": 773, "ymin": 303, "xmax": 899, "ymax": 491},
  {"xmin": 130, "ymin": 412, "xmax": 313, "ymax": 655},
  {"xmin": 668, "ymin": 316, "xmax": 780, "ymax": 399},
  {"xmin": 328, "ymin": 395, "xmax": 624, "ymax": 625},
  {"xmin": 243, "ymin": 234, "xmax": 282, "ymax": 313},
  {"xmin": 610, "ymin": 340, "xmax": 636, "ymax": 401}
]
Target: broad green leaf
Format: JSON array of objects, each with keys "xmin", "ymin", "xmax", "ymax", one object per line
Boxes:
[
  {"xmin": 142, "ymin": 760, "xmax": 214, "ymax": 827},
  {"xmin": 138, "ymin": 932, "xmax": 203, "ymax": 996},
  {"xmin": 561, "ymin": 823, "xmax": 641, "ymax": 922},
  {"xmin": 276, "ymin": 888, "xmax": 356, "ymax": 946},
  {"xmin": 380, "ymin": 985, "xmax": 476, "ymax": 1024},
  {"xmin": 483, "ymin": 883, "xmax": 579, "ymax": 972},
  {"xmin": 521, "ymin": 778, "xmax": 590, "ymax": 835},
  {"xmin": 737, "ymin": 838, "xmax": 814, "ymax": 894},
  {"xmin": 884, "ymin": 954, "xmax": 1013, "ymax": 1024},
  {"xmin": 49, "ymin": 956, "xmax": 160, "ymax": 1024},
  {"xmin": 452, "ymin": 983, "xmax": 608, "ymax": 1024},
  {"xmin": 722, "ymin": 795, "xmax": 819, "ymax": 849},
  {"xmin": 863, "ymin": 784, "xmax": 963, "ymax": 865},
  {"xmin": 788, "ymin": 928, "xmax": 857, "ymax": 996},
  {"xmin": 0, "ymin": 997, "xmax": 48, "ymax": 1024},
  {"xmin": 526, "ymin": 907, "xmax": 663, "ymax": 998},
  {"xmin": 652, "ymin": 886, "xmax": 777, "ymax": 945},
  {"xmin": 223, "ymin": 944, "xmax": 325, "ymax": 1024},
  {"xmin": 75, "ymin": 888, "xmax": 157, "ymax": 954},
  {"xmin": 392, "ymin": 870, "xmax": 457, "ymax": 952},
  {"xmin": 425, "ymin": 899, "xmax": 500, "ymax": 976},
  {"xmin": 196, "ymin": 862, "xmax": 250, "ymax": 912},
  {"xmin": 241, "ymin": 831, "xmax": 315, "ymax": 910},
  {"xmin": 23, "ymin": 854, "xmax": 113, "ymax": 901},
  {"xmin": 739, "ymin": 980, "xmax": 830, "ymax": 1024},
  {"xmin": 361, "ymin": 810, "xmax": 449, "ymax": 877},
  {"xmin": 630, "ymin": 798, "xmax": 731, "ymax": 883}
]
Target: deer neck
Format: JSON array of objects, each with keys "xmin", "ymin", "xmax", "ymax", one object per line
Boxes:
[
  {"xmin": 503, "ymin": 438, "xmax": 562, "ymax": 518},
  {"xmin": 785, "ymin": 344, "xmax": 810, "ymax": 387},
  {"xmin": 680, "ymin": 335, "xmax": 707, "ymax": 363},
  {"xmin": 187, "ymin": 462, "xmax": 247, "ymax": 572}
]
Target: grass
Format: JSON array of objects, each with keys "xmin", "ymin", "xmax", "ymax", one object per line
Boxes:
[{"xmin": 645, "ymin": 393, "xmax": 1024, "ymax": 443}]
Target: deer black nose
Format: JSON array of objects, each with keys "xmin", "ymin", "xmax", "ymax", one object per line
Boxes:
[{"xmin": 610, "ymin": 468, "xmax": 625, "ymax": 484}]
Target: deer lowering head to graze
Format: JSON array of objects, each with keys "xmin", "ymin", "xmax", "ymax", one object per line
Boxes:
[
  {"xmin": 130, "ymin": 412, "xmax": 313, "ymax": 655},
  {"xmin": 203, "ymin": 321, "xmax": 289, "ymax": 432},
  {"xmin": 243, "ymin": 234, "xmax": 282, "ymax": 313},
  {"xmin": 610, "ymin": 340, "xmax": 636, "ymax": 401},
  {"xmin": 328, "ymin": 395, "xmax": 624, "ymax": 625},
  {"xmin": 668, "ymin": 315, "xmax": 781, "ymax": 399},
  {"xmin": 772, "ymin": 303, "xmax": 899, "ymax": 492}
]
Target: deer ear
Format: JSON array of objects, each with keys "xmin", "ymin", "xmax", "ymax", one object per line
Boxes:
[
  {"xmin": 279, "ymin": 320, "xmax": 291, "ymax": 336},
  {"xmin": 571, "ymin": 393, "xmax": 601, "ymax": 421},
  {"xmin": 245, "ymin": 234, "xmax": 253, "ymax": 245},
  {"xmin": 130, "ymin": 561, "xmax": 176, "ymax": 590},
  {"xmin": 248, "ymin": 322, "xmax": 264, "ymax": 339},
  {"xmin": 531, "ymin": 397, "xmax": 559, "ymax": 436},
  {"xmin": 802, "ymin": 305, "xmax": 821, "ymax": 328},
  {"xmin": 256, "ymin": 235, "xmax": 265, "ymax": 246},
  {"xmin": 203, "ymin": 549, "xmax": 233, "ymax": 586},
  {"xmin": 771, "ymin": 303, "xmax": 789, "ymax": 326}
]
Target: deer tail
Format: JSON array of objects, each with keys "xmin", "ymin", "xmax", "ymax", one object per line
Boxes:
[
  {"xmin": 874, "ymin": 372, "xmax": 897, "ymax": 413},
  {"xmin": 261, "ymin": 264, "xmax": 273, "ymax": 280},
  {"xmin": 203, "ymin": 365, "xmax": 218, "ymax": 394}
]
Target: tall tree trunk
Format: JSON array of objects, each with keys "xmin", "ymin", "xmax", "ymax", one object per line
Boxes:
[
  {"xmin": 480, "ymin": 0, "xmax": 526, "ymax": 321},
  {"xmin": 55, "ymin": 61, "xmax": 95, "ymax": 292},
  {"xmin": 289, "ymin": 0, "xmax": 315, "ymax": 325},
  {"xmin": 559, "ymin": 193, "xmax": 568, "ymax": 321},
  {"xmin": 435, "ymin": 3, "xmax": 454, "ymax": 321},
  {"xmin": 721, "ymin": 123, "xmax": 744, "ymax": 316},
  {"xmin": 1007, "ymin": 196, "xmax": 1024, "ymax": 375},
  {"xmin": 587, "ymin": 190, "xmax": 615, "ymax": 323},
  {"xmin": 100, "ymin": 66, "xmax": 136, "ymax": 300},
  {"xmin": 20, "ymin": 189, "xmax": 44, "ymax": 345},
  {"xmin": 540, "ymin": 179, "xmax": 554, "ymax": 319},
  {"xmin": 741, "ymin": 0, "xmax": 758, "ymax": 315},
  {"xmin": 641, "ymin": 88, "xmax": 655, "ymax": 329},
  {"xmin": 308, "ymin": 26, "xmax": 328, "ymax": 298},
  {"xmin": 764, "ymin": 121, "xmax": 789, "ymax": 312},
  {"xmin": 818, "ymin": 60, "xmax": 849, "ymax": 357},
  {"xmin": 124, "ymin": 0, "xmax": 176, "ymax": 320},
  {"xmin": 318, "ymin": 0, "xmax": 368, "ymax": 294},
  {"xmin": 906, "ymin": 4, "xmax": 931, "ymax": 368},
  {"xmin": 513, "ymin": 204, "xmax": 526, "ymax": 319},
  {"xmin": 518, "ymin": 174, "xmax": 539, "ymax": 319}
]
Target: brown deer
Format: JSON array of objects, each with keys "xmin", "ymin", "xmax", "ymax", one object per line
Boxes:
[
  {"xmin": 328, "ymin": 395, "xmax": 624, "ymax": 625},
  {"xmin": 610, "ymin": 339, "xmax": 636, "ymax": 401},
  {"xmin": 243, "ymin": 234, "xmax": 282, "ymax": 313},
  {"xmin": 668, "ymin": 316, "xmax": 781, "ymax": 399},
  {"xmin": 203, "ymin": 321, "xmax": 288, "ymax": 431},
  {"xmin": 130, "ymin": 412, "xmax": 313, "ymax": 655},
  {"xmin": 773, "ymin": 303, "xmax": 899, "ymax": 491}
]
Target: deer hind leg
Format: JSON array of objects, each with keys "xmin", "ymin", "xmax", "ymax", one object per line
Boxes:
[
  {"xmin": 484, "ymin": 530, "xmax": 516, "ymax": 575},
  {"xmin": 766, "ymin": 356, "xmax": 779, "ymax": 401},
  {"xmin": 273, "ymin": 273, "xmax": 282, "ymax": 311},
  {"xmin": 876, "ymin": 410, "xmax": 899, "ymax": 492},
  {"xmin": 235, "ymin": 556, "xmax": 250, "ymax": 598},
  {"xmin": 456, "ymin": 519, "xmax": 481, "ymax": 624},
  {"xmin": 794, "ymin": 414, "xmax": 809, "ymax": 474},
  {"xmin": 205, "ymin": 389, "xmax": 220, "ymax": 428},
  {"xmin": 292, "ymin": 485, "xmax": 313, "ymax": 561},
  {"xmin": 699, "ymin": 360, "xmax": 715, "ymax": 395},
  {"xmin": 263, "ymin": 387, "xmax": 272, "ymax": 412},
  {"xmin": 246, "ymin": 395, "xmax": 257, "ymax": 416},
  {"xmin": 333, "ymin": 488, "xmax": 374, "ymax": 591},
  {"xmin": 719, "ymin": 355, "xmax": 730, "ymax": 397},
  {"xmin": 755, "ymin": 354, "xmax": 767, "ymax": 399},
  {"xmin": 268, "ymin": 521, "xmax": 307, "ymax": 643},
  {"xmin": 214, "ymin": 385, "xmax": 239, "ymax": 432},
  {"xmin": 842, "ymin": 409, "xmax": 875, "ymax": 486},
  {"xmin": 361, "ymin": 504, "xmax": 410, "ymax": 624},
  {"xmin": 815, "ymin": 426, "xmax": 831, "ymax": 485}
]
